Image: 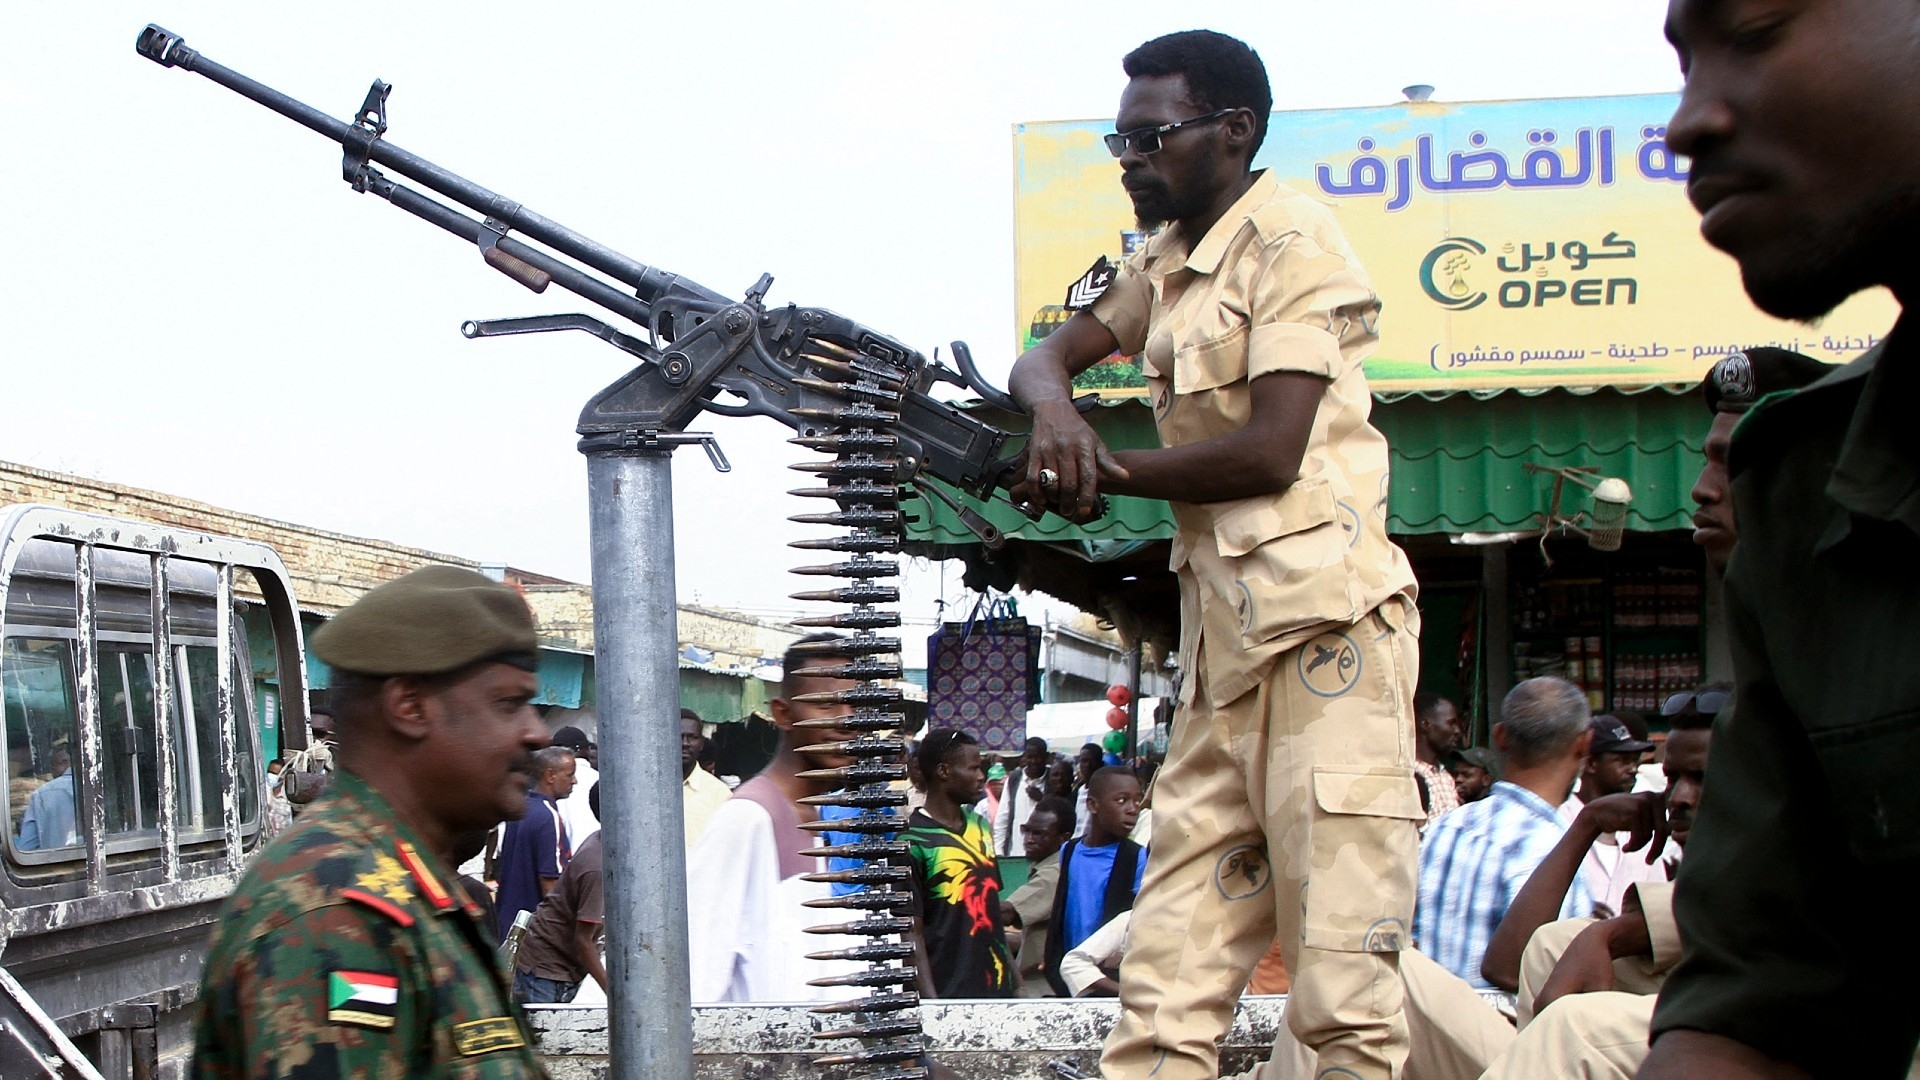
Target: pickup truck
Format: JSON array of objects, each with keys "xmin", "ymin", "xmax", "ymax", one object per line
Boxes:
[{"xmin": 0, "ymin": 505, "xmax": 306, "ymax": 1079}]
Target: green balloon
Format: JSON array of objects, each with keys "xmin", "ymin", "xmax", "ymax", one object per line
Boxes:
[{"xmin": 1103, "ymin": 730, "xmax": 1127, "ymax": 754}]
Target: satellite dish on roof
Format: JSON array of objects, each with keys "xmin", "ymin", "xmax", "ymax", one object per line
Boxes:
[{"xmin": 1403, "ymin": 84, "xmax": 1435, "ymax": 103}]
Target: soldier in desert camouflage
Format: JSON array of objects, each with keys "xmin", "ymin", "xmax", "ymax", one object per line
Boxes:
[
  {"xmin": 192, "ymin": 565, "xmax": 551, "ymax": 1078},
  {"xmin": 1010, "ymin": 29, "xmax": 1423, "ymax": 1080}
]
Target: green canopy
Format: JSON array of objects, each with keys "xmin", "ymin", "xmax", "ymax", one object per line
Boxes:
[
  {"xmin": 907, "ymin": 388, "xmax": 1706, "ymax": 543},
  {"xmin": 1376, "ymin": 386, "xmax": 1705, "ymax": 533}
]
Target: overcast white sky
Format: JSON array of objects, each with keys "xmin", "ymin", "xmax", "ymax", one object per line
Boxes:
[{"xmin": 0, "ymin": 3, "xmax": 1683, "ymax": 657}]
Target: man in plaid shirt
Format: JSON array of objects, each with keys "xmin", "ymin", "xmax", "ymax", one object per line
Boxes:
[
  {"xmin": 1415, "ymin": 678, "xmax": 1596, "ymax": 987},
  {"xmin": 1412, "ymin": 692, "xmax": 1463, "ymax": 826}
]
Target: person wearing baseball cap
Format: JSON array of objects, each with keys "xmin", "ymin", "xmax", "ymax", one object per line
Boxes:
[
  {"xmin": 1554, "ymin": 715, "xmax": 1664, "ymax": 925},
  {"xmin": 1690, "ymin": 347, "xmax": 1833, "ymax": 574},
  {"xmin": 1583, "ymin": 717, "xmax": 1657, "ymax": 794},
  {"xmin": 982, "ymin": 761, "xmax": 1008, "ymax": 828},
  {"xmin": 550, "ymin": 724, "xmax": 601, "ymax": 847},
  {"xmin": 1448, "ymin": 747, "xmax": 1500, "ymax": 803},
  {"xmin": 192, "ymin": 565, "xmax": 550, "ymax": 1078}
]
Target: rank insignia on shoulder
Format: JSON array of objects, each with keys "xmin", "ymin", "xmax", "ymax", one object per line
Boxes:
[
  {"xmin": 395, "ymin": 840, "xmax": 457, "ymax": 912},
  {"xmin": 341, "ymin": 887, "xmax": 416, "ymax": 927},
  {"xmin": 353, "ymin": 850, "xmax": 416, "ymax": 909},
  {"xmin": 327, "ymin": 970, "xmax": 398, "ymax": 1029},
  {"xmin": 453, "ymin": 1017, "xmax": 526, "ymax": 1056},
  {"xmin": 1064, "ymin": 255, "xmax": 1117, "ymax": 310}
]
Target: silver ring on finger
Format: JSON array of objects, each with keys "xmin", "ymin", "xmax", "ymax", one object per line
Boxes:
[{"xmin": 1038, "ymin": 468, "xmax": 1059, "ymax": 489}]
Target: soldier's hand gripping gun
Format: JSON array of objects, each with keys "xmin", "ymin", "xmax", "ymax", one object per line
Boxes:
[{"xmin": 135, "ymin": 24, "xmax": 1096, "ymax": 547}]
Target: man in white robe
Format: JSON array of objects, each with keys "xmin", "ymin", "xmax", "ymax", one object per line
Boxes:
[{"xmin": 685, "ymin": 635, "xmax": 874, "ymax": 1003}]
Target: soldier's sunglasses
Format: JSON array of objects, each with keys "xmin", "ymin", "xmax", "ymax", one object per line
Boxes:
[
  {"xmin": 1661, "ymin": 689, "xmax": 1731, "ymax": 717},
  {"xmin": 1104, "ymin": 109, "xmax": 1238, "ymax": 157}
]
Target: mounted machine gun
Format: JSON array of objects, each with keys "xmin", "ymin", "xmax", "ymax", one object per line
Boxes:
[{"xmin": 136, "ymin": 23, "xmax": 1105, "ymax": 1080}]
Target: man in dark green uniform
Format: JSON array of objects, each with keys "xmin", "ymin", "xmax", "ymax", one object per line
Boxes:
[
  {"xmin": 1687, "ymin": 347, "xmax": 1833, "ymax": 575},
  {"xmin": 1646, "ymin": 1, "xmax": 1920, "ymax": 1076},
  {"xmin": 193, "ymin": 565, "xmax": 551, "ymax": 1078}
]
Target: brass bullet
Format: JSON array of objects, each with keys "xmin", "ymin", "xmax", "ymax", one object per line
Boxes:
[
  {"xmin": 791, "ymin": 687, "xmax": 905, "ymax": 706},
  {"xmin": 797, "ymin": 788, "xmax": 908, "ymax": 809},
  {"xmin": 801, "ymin": 918, "xmax": 915, "ymax": 940},
  {"xmin": 785, "ymin": 635, "xmax": 902, "ymax": 656},
  {"xmin": 790, "ymin": 656, "xmax": 904, "ymax": 680},
  {"xmin": 790, "ymin": 431, "xmax": 900, "ymax": 453},
  {"xmin": 790, "ymin": 608, "xmax": 903, "ymax": 628},
  {"xmin": 790, "ymin": 712, "xmax": 905, "ymax": 732},
  {"xmin": 788, "ymin": 536, "xmax": 903, "ymax": 556},
  {"xmin": 801, "ymin": 865, "xmax": 910, "ymax": 886},
  {"xmin": 801, "ymin": 890, "xmax": 913, "ymax": 910},
  {"xmin": 789, "ymin": 558, "xmax": 900, "ymax": 579},
  {"xmin": 805, "ymin": 943, "xmax": 915, "ymax": 964},
  {"xmin": 805, "ymin": 839, "xmax": 909, "ymax": 860},
  {"xmin": 795, "ymin": 762, "xmax": 908, "ymax": 784}
]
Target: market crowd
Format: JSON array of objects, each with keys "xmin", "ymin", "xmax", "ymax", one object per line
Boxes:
[
  {"xmin": 483, "ymin": 662, "xmax": 1167, "ymax": 1005},
  {"xmin": 187, "ymin": 4, "xmax": 1920, "ymax": 1077},
  {"xmin": 490, "ymin": 637, "xmax": 1711, "ymax": 1025}
]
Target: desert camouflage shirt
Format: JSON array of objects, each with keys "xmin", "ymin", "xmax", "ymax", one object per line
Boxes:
[
  {"xmin": 1090, "ymin": 169, "xmax": 1417, "ymax": 709},
  {"xmin": 192, "ymin": 769, "xmax": 547, "ymax": 1079}
]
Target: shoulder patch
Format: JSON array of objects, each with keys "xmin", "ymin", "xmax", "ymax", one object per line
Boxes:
[
  {"xmin": 327, "ymin": 969, "xmax": 398, "ymax": 1029},
  {"xmin": 1064, "ymin": 255, "xmax": 1117, "ymax": 310},
  {"xmin": 453, "ymin": 1017, "xmax": 527, "ymax": 1056}
]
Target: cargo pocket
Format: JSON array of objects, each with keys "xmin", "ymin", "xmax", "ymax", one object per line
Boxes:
[
  {"xmin": 1301, "ymin": 766, "xmax": 1422, "ymax": 953},
  {"xmin": 1808, "ymin": 710, "xmax": 1920, "ymax": 864},
  {"xmin": 1213, "ymin": 478, "xmax": 1359, "ymax": 646}
]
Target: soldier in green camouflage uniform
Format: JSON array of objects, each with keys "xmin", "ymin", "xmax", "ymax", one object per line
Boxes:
[{"xmin": 192, "ymin": 566, "xmax": 552, "ymax": 1078}]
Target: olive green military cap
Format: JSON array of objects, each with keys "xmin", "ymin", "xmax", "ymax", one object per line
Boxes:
[{"xmin": 311, "ymin": 565, "xmax": 540, "ymax": 676}]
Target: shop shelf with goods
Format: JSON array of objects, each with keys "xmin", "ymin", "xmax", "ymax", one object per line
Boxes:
[{"xmin": 1506, "ymin": 536, "xmax": 1706, "ymax": 720}]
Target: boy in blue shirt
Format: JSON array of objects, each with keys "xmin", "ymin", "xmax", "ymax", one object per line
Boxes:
[{"xmin": 1046, "ymin": 765, "xmax": 1146, "ymax": 995}]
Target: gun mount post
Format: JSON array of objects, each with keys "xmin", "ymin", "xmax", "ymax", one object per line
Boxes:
[{"xmin": 582, "ymin": 439, "xmax": 696, "ymax": 1080}]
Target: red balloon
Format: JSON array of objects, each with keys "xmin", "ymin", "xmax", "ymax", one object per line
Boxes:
[
  {"xmin": 1107, "ymin": 685, "xmax": 1132, "ymax": 707},
  {"xmin": 1106, "ymin": 706, "xmax": 1129, "ymax": 730}
]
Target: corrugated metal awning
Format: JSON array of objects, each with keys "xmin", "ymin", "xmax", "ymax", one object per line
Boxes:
[
  {"xmin": 906, "ymin": 387, "xmax": 1706, "ymax": 543},
  {"xmin": 1374, "ymin": 385, "xmax": 1705, "ymax": 533}
]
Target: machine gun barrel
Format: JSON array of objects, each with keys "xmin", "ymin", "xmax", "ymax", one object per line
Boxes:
[
  {"xmin": 134, "ymin": 24, "xmax": 714, "ymax": 312},
  {"xmin": 135, "ymin": 24, "xmax": 1059, "ymax": 540}
]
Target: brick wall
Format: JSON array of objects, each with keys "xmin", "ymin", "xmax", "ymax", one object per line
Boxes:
[
  {"xmin": 2, "ymin": 459, "xmax": 478, "ymax": 616},
  {"xmin": 2, "ymin": 460, "xmax": 801, "ymax": 662},
  {"xmin": 522, "ymin": 590, "xmax": 801, "ymax": 663},
  {"xmin": 522, "ymin": 585, "xmax": 598, "ymax": 651}
]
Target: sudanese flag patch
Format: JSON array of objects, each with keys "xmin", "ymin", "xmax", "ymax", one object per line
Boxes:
[{"xmin": 327, "ymin": 970, "xmax": 398, "ymax": 1029}]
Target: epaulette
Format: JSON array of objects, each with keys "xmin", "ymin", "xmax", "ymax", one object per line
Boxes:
[
  {"xmin": 329, "ymin": 837, "xmax": 486, "ymax": 926},
  {"xmin": 339, "ymin": 845, "xmax": 422, "ymax": 927},
  {"xmin": 395, "ymin": 839, "xmax": 465, "ymax": 916}
]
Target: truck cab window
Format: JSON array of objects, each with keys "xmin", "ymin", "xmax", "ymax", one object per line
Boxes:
[
  {"xmin": 5, "ymin": 537, "xmax": 265, "ymax": 862},
  {"xmin": 182, "ymin": 644, "xmax": 258, "ymax": 831},
  {"xmin": 99, "ymin": 644, "xmax": 161, "ymax": 837},
  {"xmin": 5, "ymin": 636, "xmax": 81, "ymax": 853}
]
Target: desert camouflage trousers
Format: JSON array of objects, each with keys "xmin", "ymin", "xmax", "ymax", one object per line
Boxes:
[
  {"xmin": 1102, "ymin": 597, "xmax": 1423, "ymax": 1080},
  {"xmin": 1236, "ymin": 948, "xmax": 1515, "ymax": 1080}
]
